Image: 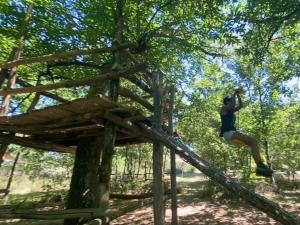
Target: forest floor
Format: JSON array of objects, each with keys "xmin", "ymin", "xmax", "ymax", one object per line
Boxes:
[
  {"xmin": 0, "ymin": 173, "xmax": 300, "ymax": 225},
  {"xmin": 111, "ymin": 175, "xmax": 300, "ymax": 225}
]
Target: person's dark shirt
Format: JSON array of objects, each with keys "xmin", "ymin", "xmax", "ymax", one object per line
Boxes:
[{"xmin": 220, "ymin": 110, "xmax": 236, "ymax": 137}]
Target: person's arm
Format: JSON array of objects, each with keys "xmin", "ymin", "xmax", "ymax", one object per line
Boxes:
[{"xmin": 234, "ymin": 89, "xmax": 243, "ymax": 111}]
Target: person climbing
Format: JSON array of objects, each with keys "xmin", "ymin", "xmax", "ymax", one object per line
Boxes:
[{"xmin": 219, "ymin": 89, "xmax": 273, "ymax": 177}]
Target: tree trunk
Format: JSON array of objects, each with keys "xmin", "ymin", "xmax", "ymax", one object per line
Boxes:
[
  {"xmin": 98, "ymin": 120, "xmax": 117, "ymax": 211},
  {"xmin": 97, "ymin": 80, "xmax": 118, "ymax": 225},
  {"xmin": 96, "ymin": 2, "xmax": 124, "ymax": 224},
  {"xmin": 64, "ymin": 136, "xmax": 103, "ymax": 225}
]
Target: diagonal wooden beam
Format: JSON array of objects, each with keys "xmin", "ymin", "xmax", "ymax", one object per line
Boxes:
[
  {"xmin": 16, "ymin": 78, "xmax": 68, "ymax": 103},
  {"xmin": 0, "ymin": 43, "xmax": 134, "ymax": 69},
  {"xmin": 119, "ymin": 87, "xmax": 153, "ymax": 111},
  {"xmin": 0, "ymin": 64, "xmax": 147, "ymax": 96},
  {"xmin": 0, "ymin": 134, "xmax": 76, "ymax": 153}
]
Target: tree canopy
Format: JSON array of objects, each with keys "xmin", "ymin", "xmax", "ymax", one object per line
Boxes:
[{"xmin": 0, "ymin": 0, "xmax": 299, "ymax": 184}]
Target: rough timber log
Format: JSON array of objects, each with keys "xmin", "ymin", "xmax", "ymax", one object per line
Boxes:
[
  {"xmin": 0, "ymin": 134, "xmax": 75, "ymax": 153},
  {"xmin": 138, "ymin": 123, "xmax": 300, "ymax": 225},
  {"xmin": 126, "ymin": 75, "xmax": 152, "ymax": 94},
  {"xmin": 16, "ymin": 78, "xmax": 68, "ymax": 103},
  {"xmin": 0, "ymin": 208, "xmax": 119, "ymax": 220},
  {"xmin": 0, "ymin": 64, "xmax": 147, "ymax": 96},
  {"xmin": 110, "ymin": 188, "xmax": 181, "ymax": 199},
  {"xmin": 0, "ymin": 43, "xmax": 134, "ymax": 69},
  {"xmin": 0, "ymin": 199, "xmax": 153, "ymax": 221},
  {"xmin": 119, "ymin": 87, "xmax": 153, "ymax": 111}
]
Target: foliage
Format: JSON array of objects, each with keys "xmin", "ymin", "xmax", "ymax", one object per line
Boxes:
[{"xmin": 0, "ymin": 0, "xmax": 299, "ymax": 193}]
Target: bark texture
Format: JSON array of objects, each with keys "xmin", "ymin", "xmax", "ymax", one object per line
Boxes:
[
  {"xmin": 64, "ymin": 136, "xmax": 103, "ymax": 225},
  {"xmin": 152, "ymin": 71, "xmax": 165, "ymax": 225}
]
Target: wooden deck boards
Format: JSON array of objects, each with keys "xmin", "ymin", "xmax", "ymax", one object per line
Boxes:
[{"xmin": 0, "ymin": 94, "xmax": 150, "ymax": 151}]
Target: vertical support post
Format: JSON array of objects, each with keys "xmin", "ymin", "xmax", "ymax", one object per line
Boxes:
[
  {"xmin": 152, "ymin": 71, "xmax": 164, "ymax": 225},
  {"xmin": 0, "ymin": 3, "xmax": 33, "ymax": 169},
  {"xmin": 97, "ymin": 2, "xmax": 124, "ymax": 225},
  {"xmin": 168, "ymin": 85, "xmax": 178, "ymax": 225},
  {"xmin": 2, "ymin": 152, "xmax": 20, "ymax": 203}
]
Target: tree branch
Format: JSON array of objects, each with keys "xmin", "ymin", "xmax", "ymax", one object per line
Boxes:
[{"xmin": 155, "ymin": 34, "xmax": 226, "ymax": 57}]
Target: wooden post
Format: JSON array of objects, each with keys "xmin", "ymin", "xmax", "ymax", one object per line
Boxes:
[
  {"xmin": 168, "ymin": 85, "xmax": 178, "ymax": 225},
  {"xmin": 0, "ymin": 3, "xmax": 33, "ymax": 168},
  {"xmin": 2, "ymin": 152, "xmax": 20, "ymax": 204},
  {"xmin": 0, "ymin": 3, "xmax": 33, "ymax": 167},
  {"xmin": 0, "ymin": 3, "xmax": 33, "ymax": 115},
  {"xmin": 152, "ymin": 71, "xmax": 164, "ymax": 225},
  {"xmin": 97, "ymin": 2, "xmax": 124, "ymax": 225}
]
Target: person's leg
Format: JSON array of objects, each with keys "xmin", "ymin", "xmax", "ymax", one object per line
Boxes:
[
  {"xmin": 230, "ymin": 132, "xmax": 273, "ymax": 177},
  {"xmin": 230, "ymin": 132, "xmax": 261, "ymax": 165}
]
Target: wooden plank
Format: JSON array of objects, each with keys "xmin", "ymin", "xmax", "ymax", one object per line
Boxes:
[
  {"xmin": 0, "ymin": 64, "xmax": 147, "ymax": 96},
  {"xmin": 0, "ymin": 95, "xmax": 118, "ymax": 126},
  {"xmin": 40, "ymin": 124, "xmax": 104, "ymax": 134},
  {"xmin": 125, "ymin": 115, "xmax": 148, "ymax": 122}
]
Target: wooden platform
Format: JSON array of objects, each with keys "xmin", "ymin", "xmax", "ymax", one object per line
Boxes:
[{"xmin": 0, "ymin": 94, "xmax": 150, "ymax": 151}]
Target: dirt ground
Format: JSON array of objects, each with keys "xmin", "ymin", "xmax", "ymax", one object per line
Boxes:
[
  {"xmin": 1, "ymin": 175, "xmax": 300, "ymax": 225},
  {"xmin": 111, "ymin": 181, "xmax": 300, "ymax": 225}
]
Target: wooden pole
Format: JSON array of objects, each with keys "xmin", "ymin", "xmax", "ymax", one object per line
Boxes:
[
  {"xmin": 0, "ymin": 208, "xmax": 119, "ymax": 220},
  {"xmin": 2, "ymin": 152, "xmax": 20, "ymax": 203},
  {"xmin": 0, "ymin": 3, "xmax": 33, "ymax": 168},
  {"xmin": 0, "ymin": 43, "xmax": 134, "ymax": 69},
  {"xmin": 97, "ymin": 2, "xmax": 124, "ymax": 223},
  {"xmin": 16, "ymin": 78, "xmax": 68, "ymax": 103},
  {"xmin": 0, "ymin": 3, "xmax": 33, "ymax": 115},
  {"xmin": 0, "ymin": 64, "xmax": 147, "ymax": 96},
  {"xmin": 126, "ymin": 74, "xmax": 152, "ymax": 94},
  {"xmin": 0, "ymin": 134, "xmax": 75, "ymax": 153},
  {"xmin": 119, "ymin": 87, "xmax": 153, "ymax": 111},
  {"xmin": 152, "ymin": 71, "xmax": 165, "ymax": 225},
  {"xmin": 168, "ymin": 85, "xmax": 178, "ymax": 225}
]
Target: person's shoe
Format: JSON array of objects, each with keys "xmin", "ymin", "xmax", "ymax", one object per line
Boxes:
[{"xmin": 256, "ymin": 162, "xmax": 273, "ymax": 177}]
